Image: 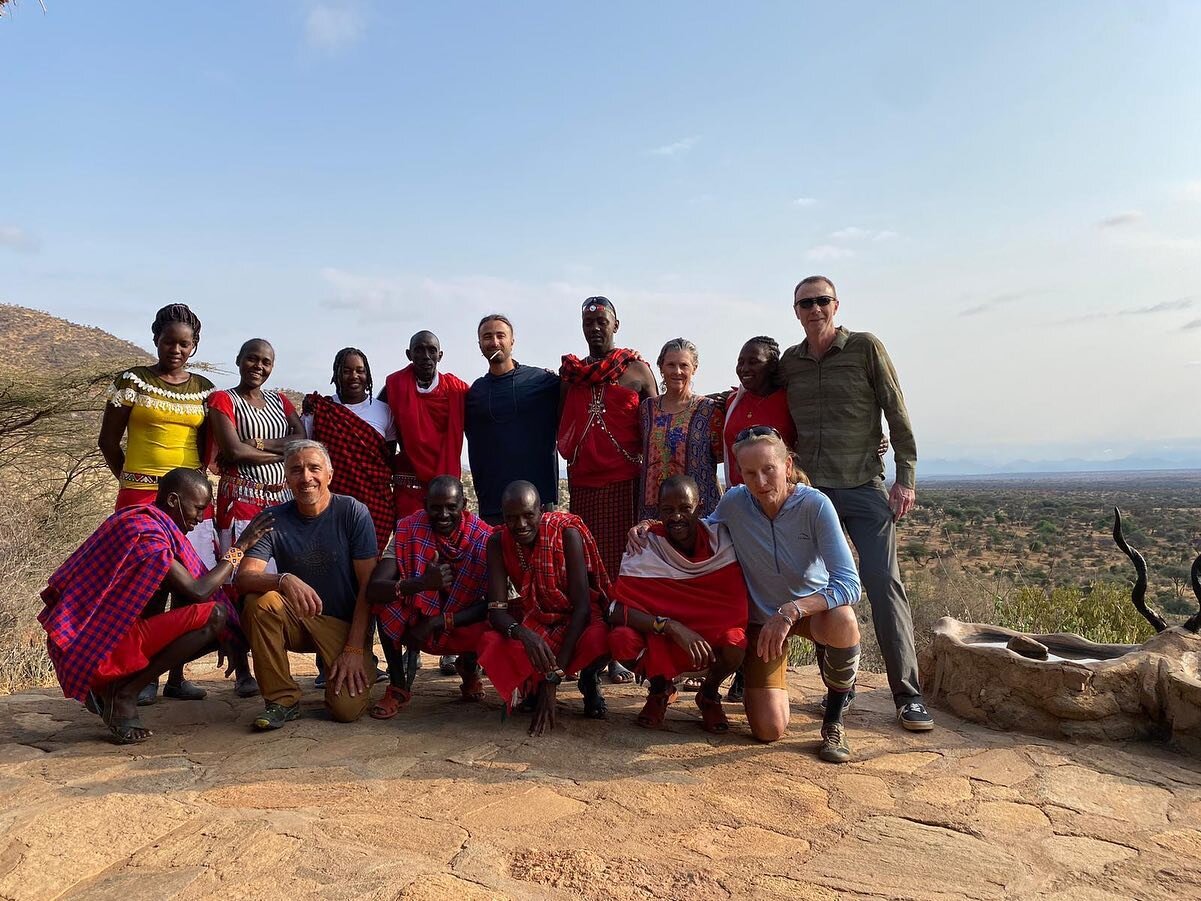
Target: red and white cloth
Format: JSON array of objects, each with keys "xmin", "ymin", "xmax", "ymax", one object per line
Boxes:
[{"xmin": 609, "ymin": 521, "xmax": 748, "ymax": 680}]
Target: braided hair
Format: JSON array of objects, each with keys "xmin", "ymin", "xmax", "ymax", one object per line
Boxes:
[
  {"xmin": 330, "ymin": 346, "xmax": 374, "ymax": 401},
  {"xmin": 151, "ymin": 303, "xmax": 202, "ymax": 346},
  {"xmin": 744, "ymin": 335, "xmax": 780, "ymax": 364}
]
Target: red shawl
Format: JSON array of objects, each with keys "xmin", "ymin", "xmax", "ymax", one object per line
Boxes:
[
  {"xmin": 385, "ymin": 365, "xmax": 468, "ymax": 483},
  {"xmin": 614, "ymin": 521, "xmax": 748, "ymax": 677},
  {"xmin": 558, "ymin": 349, "xmax": 644, "ymax": 487},
  {"xmin": 39, "ymin": 504, "xmax": 209, "ymax": 701},
  {"xmin": 306, "ymin": 393, "xmax": 394, "ymax": 554},
  {"xmin": 500, "ymin": 511, "xmax": 611, "ymax": 651},
  {"xmin": 376, "ymin": 509, "xmax": 493, "ymax": 642}
]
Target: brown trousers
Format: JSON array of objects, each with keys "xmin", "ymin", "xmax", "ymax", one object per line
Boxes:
[{"xmin": 243, "ymin": 591, "xmax": 377, "ymax": 722}]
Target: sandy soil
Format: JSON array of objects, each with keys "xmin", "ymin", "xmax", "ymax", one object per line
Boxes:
[{"xmin": 1, "ymin": 654, "xmax": 1199, "ymax": 900}]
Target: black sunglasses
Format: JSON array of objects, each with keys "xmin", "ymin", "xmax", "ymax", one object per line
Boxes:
[
  {"xmin": 794, "ymin": 295, "xmax": 835, "ymax": 310},
  {"xmin": 735, "ymin": 425, "xmax": 781, "ymax": 442}
]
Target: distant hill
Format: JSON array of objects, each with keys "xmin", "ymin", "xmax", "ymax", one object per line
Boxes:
[{"xmin": 0, "ymin": 304, "xmax": 150, "ymax": 374}]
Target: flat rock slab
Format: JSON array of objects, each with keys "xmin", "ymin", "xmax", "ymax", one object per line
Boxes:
[{"xmin": 1, "ymin": 661, "xmax": 1199, "ymax": 900}]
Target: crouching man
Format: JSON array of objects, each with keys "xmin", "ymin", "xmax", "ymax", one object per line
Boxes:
[
  {"xmin": 236, "ymin": 439, "xmax": 379, "ymax": 730},
  {"xmin": 366, "ymin": 475, "xmax": 492, "ymax": 716},
  {"xmin": 39, "ymin": 468, "xmax": 271, "ymax": 744},
  {"xmin": 477, "ymin": 481, "xmax": 613, "ymax": 735},
  {"xmin": 608, "ymin": 475, "xmax": 747, "ymax": 734}
]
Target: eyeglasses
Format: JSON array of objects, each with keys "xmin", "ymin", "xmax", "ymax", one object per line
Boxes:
[
  {"xmin": 735, "ymin": 425, "xmax": 781, "ymax": 442},
  {"xmin": 794, "ymin": 295, "xmax": 835, "ymax": 310}
]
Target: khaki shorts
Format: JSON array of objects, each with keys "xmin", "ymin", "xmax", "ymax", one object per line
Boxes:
[{"xmin": 742, "ymin": 620, "xmax": 814, "ymax": 691}]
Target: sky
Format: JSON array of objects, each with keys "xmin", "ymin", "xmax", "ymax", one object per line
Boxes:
[{"xmin": 2, "ymin": 1, "xmax": 1200, "ymax": 471}]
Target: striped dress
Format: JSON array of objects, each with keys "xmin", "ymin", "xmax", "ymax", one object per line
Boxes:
[{"xmin": 208, "ymin": 388, "xmax": 296, "ymax": 561}]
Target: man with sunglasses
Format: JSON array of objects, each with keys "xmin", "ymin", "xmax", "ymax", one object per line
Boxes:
[{"xmin": 777, "ymin": 275, "xmax": 933, "ymax": 733}]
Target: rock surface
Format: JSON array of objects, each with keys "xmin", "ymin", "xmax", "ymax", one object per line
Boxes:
[{"xmin": 1, "ymin": 655, "xmax": 1199, "ymax": 900}]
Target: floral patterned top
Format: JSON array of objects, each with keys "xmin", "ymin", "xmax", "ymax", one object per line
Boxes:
[{"xmin": 637, "ymin": 395, "xmax": 724, "ymax": 520}]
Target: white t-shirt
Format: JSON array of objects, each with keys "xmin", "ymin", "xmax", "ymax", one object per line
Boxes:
[{"xmin": 304, "ymin": 396, "xmax": 396, "ymax": 440}]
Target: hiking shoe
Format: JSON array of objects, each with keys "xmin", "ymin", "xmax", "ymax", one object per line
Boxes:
[
  {"xmin": 898, "ymin": 701, "xmax": 935, "ymax": 732},
  {"xmin": 439, "ymin": 655, "xmax": 459, "ymax": 676},
  {"xmin": 818, "ymin": 722, "xmax": 852, "ymax": 763},
  {"xmin": 314, "ymin": 672, "xmax": 326, "ymax": 689},
  {"xmin": 820, "ymin": 689, "xmax": 855, "ymax": 713},
  {"xmin": 253, "ymin": 702, "xmax": 301, "ymax": 731}
]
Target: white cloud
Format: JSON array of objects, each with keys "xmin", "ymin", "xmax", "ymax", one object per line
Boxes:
[
  {"xmin": 1182, "ymin": 180, "xmax": 1201, "ymax": 201},
  {"xmin": 830, "ymin": 226, "xmax": 870, "ymax": 240},
  {"xmin": 829, "ymin": 225, "xmax": 897, "ymax": 242},
  {"xmin": 304, "ymin": 2, "xmax": 365, "ymax": 52},
  {"xmin": 648, "ymin": 136, "xmax": 699, "ymax": 157},
  {"xmin": 1182, "ymin": 318, "xmax": 1201, "ymax": 331},
  {"xmin": 805, "ymin": 244, "xmax": 854, "ymax": 261},
  {"xmin": 0, "ymin": 225, "xmax": 39, "ymax": 253},
  {"xmin": 793, "ymin": 197, "xmax": 817, "ymax": 207},
  {"xmin": 1097, "ymin": 211, "xmax": 1144, "ymax": 228}
]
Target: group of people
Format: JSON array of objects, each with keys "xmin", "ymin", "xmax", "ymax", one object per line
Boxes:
[{"xmin": 39, "ymin": 275, "xmax": 930, "ymax": 763}]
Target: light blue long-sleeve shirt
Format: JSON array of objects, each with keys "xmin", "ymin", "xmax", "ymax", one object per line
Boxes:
[{"xmin": 705, "ymin": 484, "xmax": 861, "ymax": 625}]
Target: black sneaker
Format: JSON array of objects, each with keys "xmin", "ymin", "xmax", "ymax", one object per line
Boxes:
[
  {"xmin": 439, "ymin": 655, "xmax": 459, "ymax": 676},
  {"xmin": 253, "ymin": 702, "xmax": 301, "ymax": 731},
  {"xmin": 817, "ymin": 722, "xmax": 852, "ymax": 763},
  {"xmin": 898, "ymin": 701, "xmax": 935, "ymax": 732},
  {"xmin": 820, "ymin": 689, "xmax": 855, "ymax": 713}
]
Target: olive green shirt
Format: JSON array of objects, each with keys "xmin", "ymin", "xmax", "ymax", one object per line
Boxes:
[{"xmin": 776, "ymin": 327, "xmax": 917, "ymax": 490}]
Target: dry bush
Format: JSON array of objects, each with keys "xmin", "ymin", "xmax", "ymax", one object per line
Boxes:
[{"xmin": 0, "ymin": 363, "xmax": 127, "ymax": 693}]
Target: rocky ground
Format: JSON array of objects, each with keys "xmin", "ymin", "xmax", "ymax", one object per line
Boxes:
[{"xmin": 1, "ymin": 656, "xmax": 1199, "ymax": 900}]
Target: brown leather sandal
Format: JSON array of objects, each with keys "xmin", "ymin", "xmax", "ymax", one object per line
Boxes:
[
  {"xmin": 369, "ymin": 684, "xmax": 411, "ymax": 719},
  {"xmin": 636, "ymin": 690, "xmax": 672, "ymax": 728},
  {"xmin": 695, "ymin": 691, "xmax": 729, "ymax": 734}
]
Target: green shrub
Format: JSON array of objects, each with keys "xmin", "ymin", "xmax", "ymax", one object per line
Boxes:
[{"xmin": 993, "ymin": 582, "xmax": 1156, "ymax": 645}]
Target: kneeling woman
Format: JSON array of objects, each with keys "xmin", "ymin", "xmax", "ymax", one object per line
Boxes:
[
  {"xmin": 632, "ymin": 427, "xmax": 862, "ymax": 761},
  {"xmin": 721, "ymin": 427, "xmax": 861, "ymax": 761}
]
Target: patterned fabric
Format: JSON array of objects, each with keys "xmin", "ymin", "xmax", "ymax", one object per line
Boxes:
[
  {"xmin": 722, "ymin": 387, "xmax": 798, "ymax": 487},
  {"xmin": 108, "ymin": 367, "xmax": 214, "ymax": 491},
  {"xmin": 568, "ymin": 478, "xmax": 638, "ymax": 582},
  {"xmin": 499, "ymin": 511, "xmax": 611, "ymax": 652},
  {"xmin": 306, "ymin": 393, "xmax": 394, "ymax": 554},
  {"xmin": 38, "ymin": 504, "xmax": 210, "ymax": 701},
  {"xmin": 209, "ymin": 388, "xmax": 296, "ymax": 528},
  {"xmin": 638, "ymin": 395, "xmax": 724, "ymax": 519},
  {"xmin": 559, "ymin": 347, "xmax": 643, "ymax": 386},
  {"xmin": 376, "ymin": 510, "xmax": 493, "ymax": 645},
  {"xmin": 558, "ymin": 348, "xmax": 645, "ymax": 488}
]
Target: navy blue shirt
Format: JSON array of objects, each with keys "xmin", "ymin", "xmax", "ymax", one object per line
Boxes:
[
  {"xmin": 247, "ymin": 494, "xmax": 377, "ymax": 623},
  {"xmin": 465, "ymin": 363, "xmax": 561, "ymax": 518}
]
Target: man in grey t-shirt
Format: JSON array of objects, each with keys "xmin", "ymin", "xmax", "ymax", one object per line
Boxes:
[{"xmin": 236, "ymin": 440, "xmax": 379, "ymax": 730}]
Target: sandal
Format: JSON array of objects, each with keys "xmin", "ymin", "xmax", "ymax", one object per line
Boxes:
[
  {"xmin": 636, "ymin": 690, "xmax": 672, "ymax": 729},
  {"xmin": 607, "ymin": 661, "xmax": 635, "ymax": 684},
  {"xmin": 99, "ymin": 694, "xmax": 152, "ymax": 744},
  {"xmin": 459, "ymin": 675, "xmax": 486, "ymax": 702},
  {"xmin": 578, "ymin": 674, "xmax": 608, "ymax": 719},
  {"xmin": 369, "ymin": 684, "xmax": 412, "ymax": 720},
  {"xmin": 695, "ymin": 691, "xmax": 729, "ymax": 734},
  {"xmin": 679, "ymin": 676, "xmax": 704, "ymax": 692}
]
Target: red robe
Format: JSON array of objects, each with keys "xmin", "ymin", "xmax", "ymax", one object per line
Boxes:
[
  {"xmin": 557, "ymin": 350, "xmax": 644, "ymax": 487},
  {"xmin": 477, "ymin": 512, "xmax": 612, "ymax": 705},
  {"xmin": 385, "ymin": 366, "xmax": 468, "ymax": 517}
]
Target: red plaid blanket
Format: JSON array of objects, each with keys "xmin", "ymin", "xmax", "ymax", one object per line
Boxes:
[
  {"xmin": 500, "ymin": 511, "xmax": 611, "ymax": 652},
  {"xmin": 559, "ymin": 347, "xmax": 643, "ymax": 386},
  {"xmin": 306, "ymin": 393, "xmax": 394, "ymax": 554},
  {"xmin": 377, "ymin": 509, "xmax": 493, "ymax": 642},
  {"xmin": 39, "ymin": 504, "xmax": 208, "ymax": 701}
]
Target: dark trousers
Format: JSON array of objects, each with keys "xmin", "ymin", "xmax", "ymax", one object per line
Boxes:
[{"xmin": 819, "ymin": 479, "xmax": 922, "ymax": 706}]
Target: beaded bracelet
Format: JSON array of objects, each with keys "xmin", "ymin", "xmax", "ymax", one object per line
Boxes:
[
  {"xmin": 342, "ymin": 645, "xmax": 364, "ymax": 656},
  {"xmin": 443, "ymin": 610, "xmax": 455, "ymax": 632},
  {"xmin": 222, "ymin": 547, "xmax": 245, "ymax": 567}
]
